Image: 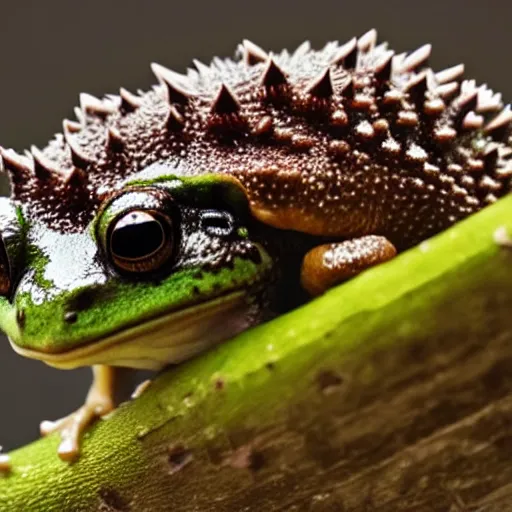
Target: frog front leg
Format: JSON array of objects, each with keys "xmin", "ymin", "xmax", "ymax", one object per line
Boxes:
[
  {"xmin": 40, "ymin": 365, "xmax": 115, "ymax": 461},
  {"xmin": 300, "ymin": 235, "xmax": 397, "ymax": 296}
]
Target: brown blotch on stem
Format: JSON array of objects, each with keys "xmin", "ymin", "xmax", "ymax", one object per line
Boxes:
[
  {"xmin": 98, "ymin": 487, "xmax": 130, "ymax": 511},
  {"xmin": 227, "ymin": 444, "xmax": 265, "ymax": 471},
  {"xmin": 316, "ymin": 370, "xmax": 344, "ymax": 395},
  {"xmin": 167, "ymin": 444, "xmax": 193, "ymax": 475}
]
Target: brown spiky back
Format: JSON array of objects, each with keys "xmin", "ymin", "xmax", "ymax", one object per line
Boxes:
[{"xmin": 2, "ymin": 29, "xmax": 512, "ymax": 246}]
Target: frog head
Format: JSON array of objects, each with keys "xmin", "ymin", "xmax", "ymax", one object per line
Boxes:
[{"xmin": 0, "ymin": 171, "xmax": 273, "ymax": 370}]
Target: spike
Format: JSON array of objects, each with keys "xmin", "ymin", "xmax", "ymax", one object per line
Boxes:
[
  {"xmin": 261, "ymin": 58, "xmax": 287, "ymax": 88},
  {"xmin": 435, "ymin": 64, "xmax": 464, "ymax": 85},
  {"xmin": 331, "ymin": 37, "xmax": 357, "ymax": 69},
  {"xmin": 151, "ymin": 63, "xmax": 195, "ymax": 105},
  {"xmin": 63, "ymin": 120, "xmax": 93, "ymax": 169},
  {"xmin": 293, "ymin": 41, "xmax": 311, "ymax": 59},
  {"xmin": 404, "ymin": 71, "xmax": 428, "ymax": 101},
  {"xmin": 402, "ymin": 44, "xmax": 431, "ymax": 71},
  {"xmin": 120, "ymin": 88, "xmax": 142, "ymax": 113},
  {"xmin": 460, "ymin": 79, "xmax": 477, "ymax": 96},
  {"xmin": 483, "ymin": 146, "xmax": 499, "ymax": 172},
  {"xmin": 436, "ymin": 82, "xmax": 460, "ymax": 100},
  {"xmin": 374, "ymin": 50, "xmax": 394, "ymax": 82},
  {"xmin": 392, "ymin": 53, "xmax": 406, "ymax": 72},
  {"xmin": 458, "ymin": 90, "xmax": 479, "ymax": 111},
  {"xmin": 340, "ymin": 77, "xmax": 355, "ymax": 99},
  {"xmin": 30, "ymin": 146, "xmax": 60, "ymax": 180},
  {"xmin": 63, "ymin": 119, "xmax": 81, "ymax": 133},
  {"xmin": 193, "ymin": 59, "xmax": 211, "ymax": 76},
  {"xmin": 74, "ymin": 107, "xmax": 85, "ymax": 124},
  {"xmin": 212, "ymin": 84, "xmax": 240, "ymax": 114},
  {"xmin": 306, "ymin": 68, "xmax": 333, "ymax": 98},
  {"xmin": 462, "ymin": 111, "xmax": 484, "ymax": 130},
  {"xmin": 485, "ymin": 106, "xmax": 512, "ymax": 141},
  {"xmin": 106, "ymin": 127, "xmax": 124, "ymax": 152},
  {"xmin": 374, "ymin": 41, "xmax": 389, "ymax": 54},
  {"xmin": 79, "ymin": 93, "xmax": 116, "ymax": 117},
  {"xmin": 212, "ymin": 56, "xmax": 227, "ymax": 72},
  {"xmin": 453, "ymin": 90, "xmax": 478, "ymax": 126},
  {"xmin": 357, "ymin": 29, "xmax": 377, "ymax": 52},
  {"xmin": 241, "ymin": 40, "xmax": 268, "ymax": 65},
  {"xmin": 477, "ymin": 88, "xmax": 502, "ymax": 113},
  {"xmin": 0, "ymin": 148, "xmax": 33, "ymax": 182},
  {"xmin": 105, "ymin": 93, "xmax": 121, "ymax": 105},
  {"xmin": 166, "ymin": 105, "xmax": 185, "ymax": 131},
  {"xmin": 65, "ymin": 167, "xmax": 87, "ymax": 188}
]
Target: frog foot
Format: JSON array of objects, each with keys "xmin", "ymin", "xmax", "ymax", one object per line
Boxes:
[
  {"xmin": 40, "ymin": 365, "xmax": 116, "ymax": 462},
  {"xmin": 300, "ymin": 235, "xmax": 397, "ymax": 296}
]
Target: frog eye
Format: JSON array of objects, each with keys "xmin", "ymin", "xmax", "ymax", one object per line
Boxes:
[
  {"xmin": 109, "ymin": 210, "xmax": 174, "ymax": 273},
  {"xmin": 97, "ymin": 188, "xmax": 178, "ymax": 275}
]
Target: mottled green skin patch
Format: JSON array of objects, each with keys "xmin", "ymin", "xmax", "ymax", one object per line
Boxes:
[{"xmin": 12, "ymin": 255, "xmax": 269, "ymax": 352}]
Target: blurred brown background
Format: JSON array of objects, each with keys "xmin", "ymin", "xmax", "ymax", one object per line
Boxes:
[{"xmin": 1, "ymin": 0, "xmax": 511, "ymax": 451}]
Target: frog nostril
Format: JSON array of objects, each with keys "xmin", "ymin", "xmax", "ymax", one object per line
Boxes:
[
  {"xmin": 16, "ymin": 309, "xmax": 25, "ymax": 328},
  {"xmin": 64, "ymin": 311, "xmax": 78, "ymax": 324},
  {"xmin": 200, "ymin": 211, "xmax": 235, "ymax": 237}
]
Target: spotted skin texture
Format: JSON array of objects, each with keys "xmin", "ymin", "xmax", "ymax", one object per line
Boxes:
[{"xmin": 2, "ymin": 29, "xmax": 512, "ymax": 251}]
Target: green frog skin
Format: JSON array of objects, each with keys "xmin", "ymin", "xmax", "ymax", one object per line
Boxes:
[{"xmin": 0, "ymin": 29, "xmax": 511, "ymax": 468}]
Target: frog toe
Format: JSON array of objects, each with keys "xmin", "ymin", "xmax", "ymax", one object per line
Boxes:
[{"xmin": 40, "ymin": 365, "xmax": 116, "ymax": 461}]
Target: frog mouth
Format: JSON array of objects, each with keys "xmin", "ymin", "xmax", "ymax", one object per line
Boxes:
[{"xmin": 10, "ymin": 291, "xmax": 257, "ymax": 371}]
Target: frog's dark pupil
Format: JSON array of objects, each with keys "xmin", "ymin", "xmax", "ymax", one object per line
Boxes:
[{"xmin": 112, "ymin": 212, "xmax": 165, "ymax": 260}]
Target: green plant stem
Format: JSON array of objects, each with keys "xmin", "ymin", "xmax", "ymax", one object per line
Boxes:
[{"xmin": 1, "ymin": 196, "xmax": 512, "ymax": 511}]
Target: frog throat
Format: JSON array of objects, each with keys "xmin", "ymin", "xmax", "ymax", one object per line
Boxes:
[{"xmin": 9, "ymin": 291, "xmax": 253, "ymax": 371}]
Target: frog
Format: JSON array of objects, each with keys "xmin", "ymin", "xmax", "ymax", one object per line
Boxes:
[{"xmin": 0, "ymin": 28, "xmax": 511, "ymax": 469}]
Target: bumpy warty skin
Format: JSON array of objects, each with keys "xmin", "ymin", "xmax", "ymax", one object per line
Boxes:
[{"xmin": 1, "ymin": 29, "xmax": 511, "ymax": 250}]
